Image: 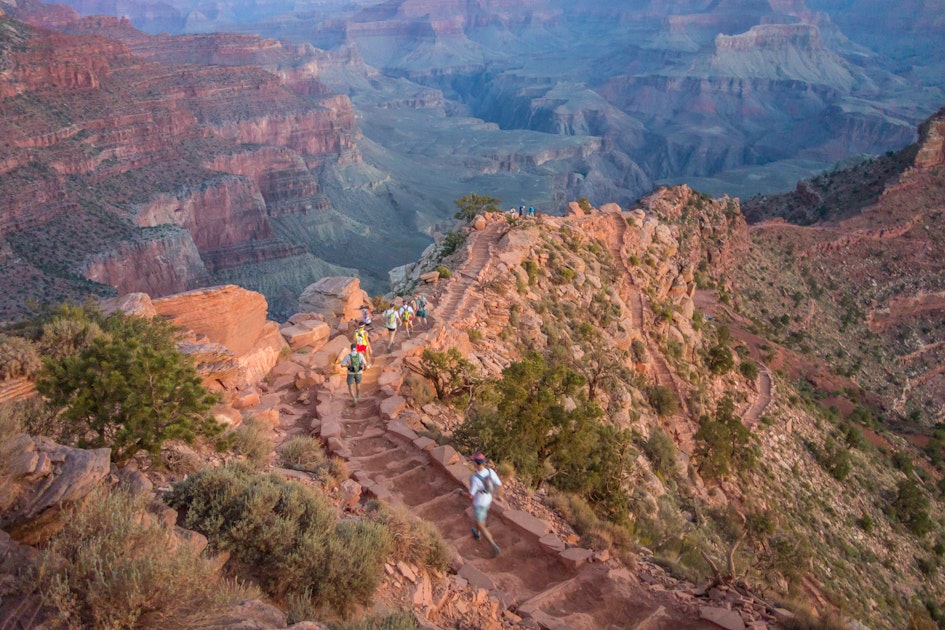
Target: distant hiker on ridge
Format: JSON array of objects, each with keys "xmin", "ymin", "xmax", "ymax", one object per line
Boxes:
[
  {"xmin": 339, "ymin": 343, "xmax": 366, "ymax": 405},
  {"xmin": 360, "ymin": 304, "xmax": 373, "ymax": 329},
  {"xmin": 467, "ymin": 452, "xmax": 502, "ymax": 557}
]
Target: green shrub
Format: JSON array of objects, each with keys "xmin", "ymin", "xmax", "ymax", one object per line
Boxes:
[
  {"xmin": 440, "ymin": 231, "xmax": 466, "ymax": 257},
  {"xmin": 577, "ymin": 197, "xmax": 593, "ymax": 213},
  {"xmin": 522, "ymin": 259, "xmax": 540, "ymax": 285},
  {"xmin": 551, "ymin": 267, "xmax": 576, "ymax": 285},
  {"xmin": 409, "ymin": 347, "xmax": 477, "ymax": 401},
  {"xmin": 454, "ymin": 193, "xmax": 501, "ymax": 222},
  {"xmin": 467, "ymin": 329, "xmax": 482, "ymax": 343},
  {"xmin": 0, "ymin": 334, "xmax": 40, "ymax": 380},
  {"xmin": 33, "ymin": 487, "xmax": 249, "ymax": 628},
  {"xmin": 36, "ymin": 311, "xmax": 221, "ymax": 463},
  {"xmin": 229, "ymin": 416, "xmax": 272, "ymax": 469},
  {"xmin": 694, "ymin": 395, "xmax": 755, "ymax": 480},
  {"xmin": 816, "ymin": 438, "xmax": 851, "ymax": 481},
  {"xmin": 642, "ymin": 428, "xmax": 677, "ymax": 478},
  {"xmin": 888, "ymin": 479, "xmax": 934, "ymax": 537},
  {"xmin": 435, "ymin": 265, "xmax": 451, "ymax": 279},
  {"xmin": 646, "ymin": 385, "xmax": 679, "ymax": 417},
  {"xmin": 739, "ymin": 359, "xmax": 759, "ymax": 380},
  {"xmin": 167, "ymin": 465, "xmax": 389, "ymax": 617},
  {"xmin": 631, "ymin": 339, "xmax": 647, "ymax": 362}
]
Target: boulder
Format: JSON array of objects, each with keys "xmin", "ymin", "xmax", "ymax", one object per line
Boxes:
[
  {"xmin": 700, "ymin": 606, "xmax": 746, "ymax": 630},
  {"xmin": 1, "ymin": 437, "xmax": 111, "ymax": 545},
  {"xmin": 600, "ymin": 202, "xmax": 622, "ymax": 214},
  {"xmin": 565, "ymin": 201, "xmax": 585, "ymax": 217},
  {"xmin": 212, "ymin": 404, "xmax": 243, "ymax": 428},
  {"xmin": 98, "ymin": 292, "xmax": 157, "ymax": 318},
  {"xmin": 298, "ymin": 277, "xmax": 370, "ymax": 325},
  {"xmin": 280, "ymin": 319, "xmax": 331, "ymax": 350}
]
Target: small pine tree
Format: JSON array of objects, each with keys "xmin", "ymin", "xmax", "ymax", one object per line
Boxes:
[
  {"xmin": 454, "ymin": 193, "xmax": 501, "ymax": 222},
  {"xmin": 37, "ymin": 311, "xmax": 221, "ymax": 463}
]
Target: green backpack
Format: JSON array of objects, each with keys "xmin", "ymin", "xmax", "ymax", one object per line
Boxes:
[{"xmin": 347, "ymin": 352, "xmax": 362, "ymax": 373}]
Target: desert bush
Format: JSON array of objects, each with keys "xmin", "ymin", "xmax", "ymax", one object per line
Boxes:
[
  {"xmin": 0, "ymin": 397, "xmax": 62, "ymax": 442},
  {"xmin": 631, "ymin": 339, "xmax": 647, "ymax": 362},
  {"xmin": 739, "ymin": 359, "xmax": 759, "ymax": 380},
  {"xmin": 167, "ymin": 465, "xmax": 389, "ymax": 617},
  {"xmin": 888, "ymin": 479, "xmax": 934, "ymax": 537},
  {"xmin": 229, "ymin": 416, "xmax": 272, "ymax": 469},
  {"xmin": 328, "ymin": 610, "xmax": 418, "ymax": 630},
  {"xmin": 522, "ymin": 259, "xmax": 540, "ymax": 285},
  {"xmin": 280, "ymin": 436, "xmax": 346, "ymax": 486},
  {"xmin": 454, "ymin": 193, "xmax": 501, "ymax": 222},
  {"xmin": 439, "ymin": 231, "xmax": 466, "ymax": 257},
  {"xmin": 364, "ymin": 501, "xmax": 449, "ymax": 572},
  {"xmin": 32, "ymin": 487, "xmax": 248, "ymax": 629},
  {"xmin": 409, "ymin": 347, "xmax": 477, "ymax": 402},
  {"xmin": 642, "ymin": 428, "xmax": 677, "ymax": 478},
  {"xmin": 37, "ymin": 311, "xmax": 221, "ymax": 463},
  {"xmin": 551, "ymin": 266, "xmax": 576, "ymax": 285},
  {"xmin": 0, "ymin": 334, "xmax": 40, "ymax": 380},
  {"xmin": 371, "ymin": 295, "xmax": 391, "ymax": 312},
  {"xmin": 694, "ymin": 395, "xmax": 756, "ymax": 480},
  {"xmin": 435, "ymin": 265, "xmax": 451, "ymax": 279},
  {"xmin": 814, "ymin": 437, "xmax": 851, "ymax": 481},
  {"xmin": 577, "ymin": 197, "xmax": 593, "ymax": 213},
  {"xmin": 38, "ymin": 304, "xmax": 104, "ymax": 360},
  {"xmin": 646, "ymin": 385, "xmax": 679, "ymax": 417}
]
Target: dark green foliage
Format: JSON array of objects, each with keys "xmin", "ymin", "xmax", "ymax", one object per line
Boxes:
[
  {"xmin": 577, "ymin": 197, "xmax": 593, "ymax": 213},
  {"xmin": 522, "ymin": 259, "xmax": 540, "ymax": 285},
  {"xmin": 454, "ymin": 194, "xmax": 501, "ymax": 222},
  {"xmin": 36, "ymin": 311, "xmax": 220, "ymax": 463},
  {"xmin": 706, "ymin": 343, "xmax": 735, "ymax": 375},
  {"xmin": 328, "ymin": 611, "xmax": 418, "ymax": 630},
  {"xmin": 891, "ymin": 451, "xmax": 914, "ymax": 476},
  {"xmin": 167, "ymin": 465, "xmax": 390, "ymax": 617},
  {"xmin": 816, "ymin": 437, "xmax": 851, "ymax": 481},
  {"xmin": 642, "ymin": 428, "xmax": 677, "ymax": 478},
  {"xmin": 439, "ymin": 231, "xmax": 466, "ymax": 257},
  {"xmin": 738, "ymin": 359, "xmax": 759, "ymax": 380},
  {"xmin": 410, "ymin": 348, "xmax": 477, "ymax": 401},
  {"xmin": 646, "ymin": 385, "xmax": 679, "ymax": 417},
  {"xmin": 888, "ymin": 479, "xmax": 934, "ymax": 537},
  {"xmin": 694, "ymin": 395, "xmax": 756, "ymax": 481},
  {"xmin": 454, "ymin": 351, "xmax": 632, "ymax": 520}
]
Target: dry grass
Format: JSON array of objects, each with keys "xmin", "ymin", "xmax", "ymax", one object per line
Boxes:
[{"xmin": 31, "ymin": 487, "xmax": 254, "ymax": 629}]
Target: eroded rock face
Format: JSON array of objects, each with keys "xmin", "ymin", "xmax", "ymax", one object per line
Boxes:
[
  {"xmin": 152, "ymin": 285, "xmax": 288, "ymax": 390},
  {"xmin": 0, "ymin": 435, "xmax": 111, "ymax": 545}
]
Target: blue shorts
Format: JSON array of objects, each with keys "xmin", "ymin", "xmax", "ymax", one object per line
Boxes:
[{"xmin": 473, "ymin": 503, "xmax": 490, "ymax": 523}]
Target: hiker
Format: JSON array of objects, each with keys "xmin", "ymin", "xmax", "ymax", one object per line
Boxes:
[
  {"xmin": 414, "ymin": 294, "xmax": 429, "ymax": 328},
  {"xmin": 467, "ymin": 452, "xmax": 502, "ymax": 557},
  {"xmin": 399, "ymin": 302, "xmax": 415, "ymax": 338},
  {"xmin": 354, "ymin": 321, "xmax": 372, "ymax": 367},
  {"xmin": 518, "ymin": 205, "xmax": 524, "ymax": 217},
  {"xmin": 339, "ymin": 343, "xmax": 366, "ymax": 404},
  {"xmin": 382, "ymin": 305, "xmax": 401, "ymax": 351},
  {"xmin": 528, "ymin": 206, "xmax": 535, "ymax": 217},
  {"xmin": 360, "ymin": 304, "xmax": 373, "ymax": 328}
]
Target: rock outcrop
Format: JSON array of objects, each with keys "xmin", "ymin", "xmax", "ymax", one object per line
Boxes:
[
  {"xmin": 0, "ymin": 435, "xmax": 111, "ymax": 545},
  {"xmin": 298, "ymin": 277, "xmax": 370, "ymax": 326}
]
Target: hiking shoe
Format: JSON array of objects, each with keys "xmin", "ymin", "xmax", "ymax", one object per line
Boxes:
[
  {"xmin": 471, "ymin": 527, "xmax": 480, "ymax": 540},
  {"xmin": 491, "ymin": 544, "xmax": 501, "ymax": 558}
]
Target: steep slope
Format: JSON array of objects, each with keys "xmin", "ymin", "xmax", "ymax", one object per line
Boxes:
[{"xmin": 735, "ymin": 106, "xmax": 945, "ymax": 423}]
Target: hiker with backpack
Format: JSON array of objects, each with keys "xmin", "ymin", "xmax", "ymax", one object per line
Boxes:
[
  {"xmin": 381, "ymin": 305, "xmax": 401, "ymax": 351},
  {"xmin": 414, "ymin": 294, "xmax": 429, "ymax": 328},
  {"xmin": 467, "ymin": 451, "xmax": 502, "ymax": 557},
  {"xmin": 339, "ymin": 343, "xmax": 367, "ymax": 404},
  {"xmin": 360, "ymin": 304, "xmax": 373, "ymax": 328},
  {"xmin": 354, "ymin": 322, "xmax": 372, "ymax": 367},
  {"xmin": 399, "ymin": 301, "xmax": 415, "ymax": 338}
]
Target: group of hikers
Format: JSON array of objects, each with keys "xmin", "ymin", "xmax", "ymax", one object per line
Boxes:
[
  {"xmin": 338, "ymin": 294, "xmax": 504, "ymax": 557},
  {"xmin": 340, "ymin": 293, "xmax": 431, "ymax": 405},
  {"xmin": 510, "ymin": 205, "xmax": 536, "ymax": 218}
]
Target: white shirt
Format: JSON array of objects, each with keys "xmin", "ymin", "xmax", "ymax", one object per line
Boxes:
[{"xmin": 469, "ymin": 468, "xmax": 502, "ymax": 508}]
